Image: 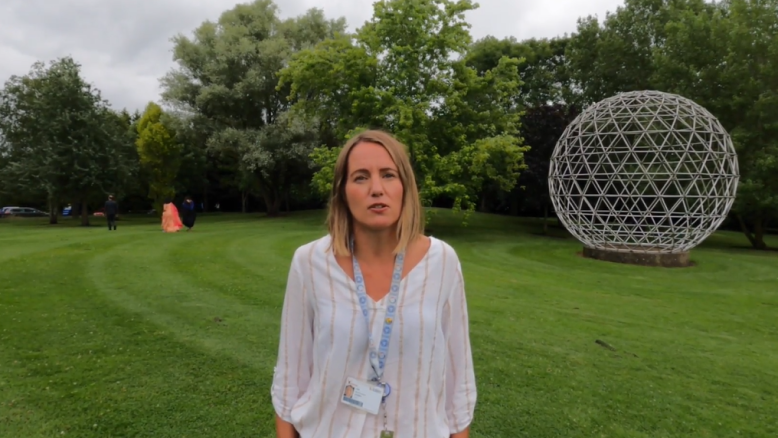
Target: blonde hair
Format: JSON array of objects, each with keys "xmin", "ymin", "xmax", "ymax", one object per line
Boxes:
[{"xmin": 327, "ymin": 129, "xmax": 424, "ymax": 256}]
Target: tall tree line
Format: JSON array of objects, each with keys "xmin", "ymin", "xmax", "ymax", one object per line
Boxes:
[
  {"xmin": 564, "ymin": 0, "xmax": 778, "ymax": 248},
  {"xmin": 0, "ymin": 57, "xmax": 137, "ymax": 226},
  {"xmin": 0, "ymin": 0, "xmax": 775, "ymax": 249}
]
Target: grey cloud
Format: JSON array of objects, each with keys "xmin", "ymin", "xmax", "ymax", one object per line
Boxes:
[
  {"xmin": 0, "ymin": 0, "xmax": 623, "ymax": 112},
  {"xmin": 465, "ymin": 0, "xmax": 624, "ymax": 41}
]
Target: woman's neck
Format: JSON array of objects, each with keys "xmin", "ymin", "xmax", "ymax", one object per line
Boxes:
[{"xmin": 352, "ymin": 225, "xmax": 399, "ymax": 264}]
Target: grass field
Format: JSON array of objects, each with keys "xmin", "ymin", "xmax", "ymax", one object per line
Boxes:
[{"xmin": 1, "ymin": 210, "xmax": 776, "ymax": 438}]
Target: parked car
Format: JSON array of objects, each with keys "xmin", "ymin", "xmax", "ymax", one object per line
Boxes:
[{"xmin": 0, "ymin": 207, "xmax": 48, "ymax": 218}]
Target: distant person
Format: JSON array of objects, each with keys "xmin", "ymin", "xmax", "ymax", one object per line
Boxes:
[
  {"xmin": 161, "ymin": 198, "xmax": 183, "ymax": 233},
  {"xmin": 181, "ymin": 196, "xmax": 197, "ymax": 231},
  {"xmin": 104, "ymin": 195, "xmax": 118, "ymax": 231}
]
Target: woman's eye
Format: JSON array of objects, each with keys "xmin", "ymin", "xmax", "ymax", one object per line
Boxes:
[{"xmin": 383, "ymin": 173, "xmax": 396, "ymax": 179}]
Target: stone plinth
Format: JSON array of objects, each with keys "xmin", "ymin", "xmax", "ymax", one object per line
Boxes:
[{"xmin": 582, "ymin": 246, "xmax": 692, "ymax": 268}]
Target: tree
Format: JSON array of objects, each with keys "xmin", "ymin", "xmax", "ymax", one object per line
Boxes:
[
  {"xmin": 0, "ymin": 96, "xmax": 50, "ymax": 213},
  {"xmin": 565, "ymin": 0, "xmax": 697, "ymax": 105},
  {"xmin": 564, "ymin": 0, "xmax": 778, "ymax": 249},
  {"xmin": 163, "ymin": 111, "xmax": 212, "ymax": 207},
  {"xmin": 280, "ymin": 0, "xmax": 530, "ymax": 217},
  {"xmin": 461, "ymin": 35, "xmax": 579, "ymax": 214},
  {"xmin": 0, "ymin": 63, "xmax": 68, "ymax": 223},
  {"xmin": 0, "ymin": 57, "xmax": 136, "ymax": 226},
  {"xmin": 135, "ymin": 102, "xmax": 182, "ymax": 216},
  {"xmin": 160, "ymin": 0, "xmax": 346, "ymax": 216},
  {"xmin": 651, "ymin": 0, "xmax": 778, "ymax": 249},
  {"xmin": 97, "ymin": 108, "xmax": 141, "ymax": 212},
  {"xmin": 516, "ymin": 104, "xmax": 579, "ymax": 229},
  {"xmin": 466, "ymin": 35, "xmax": 576, "ymax": 108}
]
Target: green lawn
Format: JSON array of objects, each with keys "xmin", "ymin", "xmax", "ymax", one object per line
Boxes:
[{"xmin": 1, "ymin": 210, "xmax": 776, "ymax": 438}]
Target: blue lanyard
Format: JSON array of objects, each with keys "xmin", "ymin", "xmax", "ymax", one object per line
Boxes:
[{"xmin": 350, "ymin": 238, "xmax": 405, "ymax": 386}]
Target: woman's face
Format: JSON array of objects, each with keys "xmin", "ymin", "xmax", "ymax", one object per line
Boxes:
[{"xmin": 344, "ymin": 142, "xmax": 404, "ymax": 233}]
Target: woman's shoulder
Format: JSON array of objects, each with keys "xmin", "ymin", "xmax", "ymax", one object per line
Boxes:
[
  {"xmin": 289, "ymin": 234, "xmax": 332, "ymax": 268},
  {"xmin": 426, "ymin": 235, "xmax": 462, "ymax": 270}
]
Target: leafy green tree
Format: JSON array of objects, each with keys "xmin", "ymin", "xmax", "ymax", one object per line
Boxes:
[
  {"xmin": 652, "ymin": 0, "xmax": 778, "ymax": 249},
  {"xmin": 136, "ymin": 102, "xmax": 182, "ymax": 215},
  {"xmin": 515, "ymin": 104, "xmax": 579, "ymax": 228},
  {"xmin": 564, "ymin": 0, "xmax": 777, "ymax": 249},
  {"xmin": 205, "ymin": 110, "xmax": 320, "ymax": 215},
  {"xmin": 163, "ymin": 111, "xmax": 212, "ymax": 205},
  {"xmin": 460, "ymin": 35, "xmax": 580, "ymax": 213},
  {"xmin": 160, "ymin": 0, "xmax": 346, "ymax": 216},
  {"xmin": 100, "ymin": 108, "xmax": 141, "ymax": 209},
  {"xmin": 0, "ymin": 56, "xmax": 136, "ymax": 225},
  {"xmin": 281, "ymin": 0, "xmax": 529, "ymax": 216},
  {"xmin": 565, "ymin": 0, "xmax": 699, "ymax": 105},
  {"xmin": 466, "ymin": 35, "xmax": 576, "ymax": 108}
]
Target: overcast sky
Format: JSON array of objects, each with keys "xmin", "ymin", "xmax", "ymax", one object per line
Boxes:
[{"xmin": 0, "ymin": 0, "xmax": 624, "ymax": 113}]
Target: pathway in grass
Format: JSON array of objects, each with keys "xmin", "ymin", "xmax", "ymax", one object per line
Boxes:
[{"xmin": 1, "ymin": 211, "xmax": 776, "ymax": 437}]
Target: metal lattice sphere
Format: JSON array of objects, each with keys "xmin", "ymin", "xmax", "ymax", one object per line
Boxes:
[{"xmin": 548, "ymin": 90, "xmax": 739, "ymax": 254}]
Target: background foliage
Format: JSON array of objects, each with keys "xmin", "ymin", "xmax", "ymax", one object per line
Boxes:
[{"xmin": 0, "ymin": 0, "xmax": 775, "ymax": 247}]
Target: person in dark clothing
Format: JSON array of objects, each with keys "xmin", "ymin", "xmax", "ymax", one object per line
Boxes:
[
  {"xmin": 181, "ymin": 196, "xmax": 197, "ymax": 231},
  {"xmin": 105, "ymin": 195, "xmax": 118, "ymax": 230}
]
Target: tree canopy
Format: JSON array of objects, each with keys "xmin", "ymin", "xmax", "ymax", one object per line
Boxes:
[
  {"xmin": 0, "ymin": 57, "xmax": 136, "ymax": 225},
  {"xmin": 0, "ymin": 0, "xmax": 774, "ymax": 249},
  {"xmin": 160, "ymin": 0, "xmax": 346, "ymax": 216},
  {"xmin": 566, "ymin": 0, "xmax": 778, "ymax": 248},
  {"xmin": 280, "ymin": 0, "xmax": 530, "ymax": 216},
  {"xmin": 135, "ymin": 102, "xmax": 182, "ymax": 215}
]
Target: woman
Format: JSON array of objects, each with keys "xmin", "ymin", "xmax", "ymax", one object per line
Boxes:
[
  {"xmin": 181, "ymin": 196, "xmax": 197, "ymax": 231},
  {"xmin": 161, "ymin": 199, "xmax": 183, "ymax": 233},
  {"xmin": 271, "ymin": 130, "xmax": 477, "ymax": 438}
]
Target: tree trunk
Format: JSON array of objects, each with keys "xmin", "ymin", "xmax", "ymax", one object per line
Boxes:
[
  {"xmin": 268, "ymin": 199, "xmax": 281, "ymax": 217},
  {"xmin": 735, "ymin": 214, "xmax": 754, "ymax": 246},
  {"xmin": 202, "ymin": 189, "xmax": 208, "ymax": 213},
  {"xmin": 479, "ymin": 193, "xmax": 488, "ymax": 213},
  {"xmin": 285, "ymin": 190, "xmax": 290, "ymax": 213},
  {"xmin": 509, "ymin": 193, "xmax": 519, "ymax": 216},
  {"xmin": 543, "ymin": 202, "xmax": 549, "ymax": 235},
  {"xmin": 48, "ymin": 194, "xmax": 58, "ymax": 225},
  {"xmin": 80, "ymin": 199, "xmax": 90, "ymax": 226},
  {"xmin": 153, "ymin": 197, "xmax": 163, "ymax": 219},
  {"xmin": 753, "ymin": 216, "xmax": 768, "ymax": 250},
  {"xmin": 737, "ymin": 213, "xmax": 769, "ymax": 250},
  {"xmin": 263, "ymin": 191, "xmax": 281, "ymax": 217},
  {"xmin": 241, "ymin": 191, "xmax": 248, "ymax": 213}
]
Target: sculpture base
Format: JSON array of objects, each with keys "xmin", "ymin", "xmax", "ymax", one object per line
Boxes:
[{"xmin": 581, "ymin": 246, "xmax": 692, "ymax": 268}]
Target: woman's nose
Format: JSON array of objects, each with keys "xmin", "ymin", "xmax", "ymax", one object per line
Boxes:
[{"xmin": 369, "ymin": 176, "xmax": 384, "ymax": 195}]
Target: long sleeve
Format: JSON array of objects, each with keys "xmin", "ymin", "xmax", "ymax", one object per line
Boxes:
[
  {"xmin": 443, "ymin": 261, "xmax": 477, "ymax": 434},
  {"xmin": 271, "ymin": 250, "xmax": 314, "ymax": 423}
]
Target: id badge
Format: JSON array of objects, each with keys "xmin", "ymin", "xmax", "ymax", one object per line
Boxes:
[{"xmin": 340, "ymin": 377, "xmax": 383, "ymax": 415}]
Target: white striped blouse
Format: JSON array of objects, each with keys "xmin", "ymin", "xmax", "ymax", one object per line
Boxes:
[{"xmin": 271, "ymin": 234, "xmax": 477, "ymax": 438}]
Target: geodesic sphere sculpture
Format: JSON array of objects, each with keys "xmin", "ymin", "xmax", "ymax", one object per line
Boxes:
[{"xmin": 548, "ymin": 90, "xmax": 739, "ymax": 254}]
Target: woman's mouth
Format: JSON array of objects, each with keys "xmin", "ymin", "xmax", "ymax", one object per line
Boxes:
[{"xmin": 368, "ymin": 203, "xmax": 388, "ymax": 213}]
